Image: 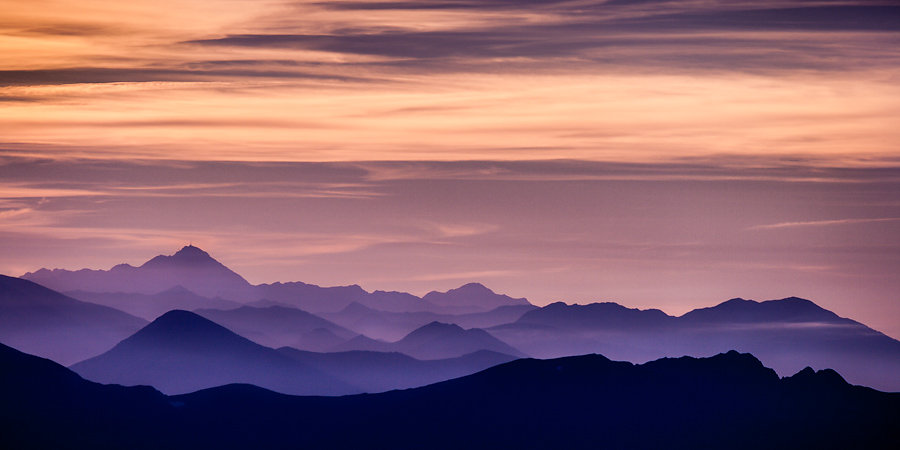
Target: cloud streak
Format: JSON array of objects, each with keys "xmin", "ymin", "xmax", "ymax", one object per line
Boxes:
[{"xmin": 749, "ymin": 218, "xmax": 900, "ymax": 230}]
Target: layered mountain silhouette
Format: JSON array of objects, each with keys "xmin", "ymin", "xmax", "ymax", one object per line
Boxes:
[
  {"xmin": 23, "ymin": 245, "xmax": 256, "ymax": 301},
  {"xmin": 15, "ymin": 245, "xmax": 900, "ymax": 392},
  {"xmin": 0, "ymin": 274, "xmax": 146, "ymax": 365},
  {"xmin": 24, "ymin": 245, "xmax": 532, "ymax": 314},
  {"xmin": 68, "ymin": 285, "xmax": 241, "ymax": 320},
  {"xmin": 491, "ymin": 297, "xmax": 900, "ymax": 391},
  {"xmin": 334, "ymin": 321, "xmax": 526, "ymax": 360},
  {"xmin": 323, "ymin": 301, "xmax": 537, "ymax": 341},
  {"xmin": 193, "ymin": 305, "xmax": 356, "ymax": 350},
  {"xmin": 70, "ymin": 310, "xmax": 355, "ymax": 395},
  {"xmin": 3, "ymin": 343, "xmax": 897, "ymax": 449}
]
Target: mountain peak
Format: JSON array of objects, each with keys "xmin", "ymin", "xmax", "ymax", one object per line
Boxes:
[
  {"xmin": 142, "ymin": 245, "xmax": 218, "ymax": 268},
  {"xmin": 175, "ymin": 244, "xmax": 209, "ymax": 257},
  {"xmin": 422, "ymin": 282, "xmax": 529, "ymax": 311},
  {"xmin": 131, "ymin": 309, "xmax": 243, "ymax": 345}
]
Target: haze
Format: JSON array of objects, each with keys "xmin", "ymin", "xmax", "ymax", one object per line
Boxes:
[{"xmin": 1, "ymin": 1, "xmax": 898, "ymax": 338}]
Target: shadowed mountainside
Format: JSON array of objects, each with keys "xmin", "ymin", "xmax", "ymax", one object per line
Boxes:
[
  {"xmin": 3, "ymin": 343, "xmax": 898, "ymax": 449},
  {"xmin": 0, "ymin": 274, "xmax": 147, "ymax": 365}
]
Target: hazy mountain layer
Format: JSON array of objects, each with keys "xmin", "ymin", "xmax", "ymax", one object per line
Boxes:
[
  {"xmin": 334, "ymin": 321, "xmax": 527, "ymax": 360},
  {"xmin": 491, "ymin": 297, "xmax": 900, "ymax": 391},
  {"xmin": 0, "ymin": 275, "xmax": 147, "ymax": 365}
]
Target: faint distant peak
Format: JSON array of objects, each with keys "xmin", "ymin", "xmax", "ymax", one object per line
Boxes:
[
  {"xmin": 422, "ymin": 282, "xmax": 530, "ymax": 309},
  {"xmin": 157, "ymin": 285, "xmax": 196, "ymax": 295},
  {"xmin": 681, "ymin": 296, "xmax": 842, "ymax": 323},
  {"xmin": 340, "ymin": 301, "xmax": 378, "ymax": 314}
]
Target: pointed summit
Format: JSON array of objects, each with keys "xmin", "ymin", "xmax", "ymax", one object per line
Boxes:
[
  {"xmin": 23, "ymin": 246, "xmax": 257, "ymax": 301},
  {"xmin": 141, "ymin": 245, "xmax": 219, "ymax": 269}
]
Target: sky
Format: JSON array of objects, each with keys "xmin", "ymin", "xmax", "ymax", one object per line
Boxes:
[{"xmin": 1, "ymin": 1, "xmax": 899, "ymax": 337}]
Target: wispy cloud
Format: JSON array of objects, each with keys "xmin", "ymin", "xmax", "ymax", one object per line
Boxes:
[{"xmin": 749, "ymin": 217, "xmax": 900, "ymax": 230}]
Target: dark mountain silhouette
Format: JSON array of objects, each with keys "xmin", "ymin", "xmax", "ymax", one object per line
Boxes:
[
  {"xmin": 193, "ymin": 305, "xmax": 355, "ymax": 349},
  {"xmin": 323, "ymin": 301, "xmax": 537, "ymax": 341},
  {"xmin": 335, "ymin": 321, "xmax": 526, "ymax": 360},
  {"xmin": 491, "ymin": 296, "xmax": 900, "ymax": 392},
  {"xmin": 0, "ymin": 274, "xmax": 146, "ymax": 365},
  {"xmin": 2, "ymin": 343, "xmax": 897, "ymax": 449},
  {"xmin": 70, "ymin": 310, "xmax": 356, "ymax": 395},
  {"xmin": 277, "ymin": 348, "xmax": 518, "ymax": 393},
  {"xmin": 67, "ymin": 285, "xmax": 240, "ymax": 320},
  {"xmin": 422, "ymin": 282, "xmax": 530, "ymax": 313},
  {"xmin": 23, "ymin": 245, "xmax": 257, "ymax": 301}
]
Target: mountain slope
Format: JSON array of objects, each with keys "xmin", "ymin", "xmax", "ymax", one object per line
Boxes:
[
  {"xmin": 70, "ymin": 310, "xmax": 356, "ymax": 395},
  {"xmin": 194, "ymin": 305, "xmax": 356, "ymax": 349},
  {"xmin": 277, "ymin": 348, "xmax": 518, "ymax": 393},
  {"xmin": 0, "ymin": 274, "xmax": 147, "ymax": 365}
]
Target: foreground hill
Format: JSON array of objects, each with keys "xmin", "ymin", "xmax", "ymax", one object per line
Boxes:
[
  {"xmin": 491, "ymin": 297, "xmax": 900, "ymax": 391},
  {"xmin": 0, "ymin": 274, "xmax": 147, "ymax": 365},
  {"xmin": 70, "ymin": 310, "xmax": 355, "ymax": 395},
  {"xmin": 2, "ymin": 343, "xmax": 897, "ymax": 449}
]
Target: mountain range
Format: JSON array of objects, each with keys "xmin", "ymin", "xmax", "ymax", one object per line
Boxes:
[
  {"xmin": 490, "ymin": 297, "xmax": 900, "ymax": 391},
  {"xmin": 3, "ymin": 342, "xmax": 897, "ymax": 449},
  {"xmin": 9, "ymin": 245, "xmax": 900, "ymax": 391},
  {"xmin": 23, "ymin": 245, "xmax": 528, "ymax": 314},
  {"xmin": 70, "ymin": 309, "xmax": 522, "ymax": 395}
]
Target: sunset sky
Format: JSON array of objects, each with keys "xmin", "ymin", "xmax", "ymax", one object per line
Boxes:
[{"xmin": 2, "ymin": 1, "xmax": 899, "ymax": 337}]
